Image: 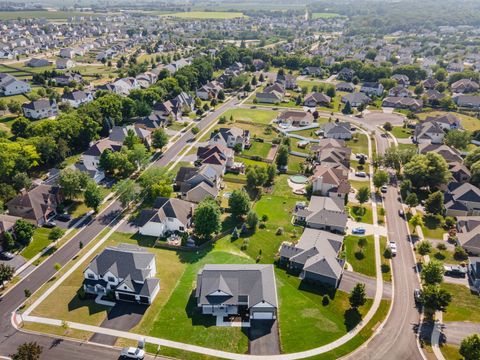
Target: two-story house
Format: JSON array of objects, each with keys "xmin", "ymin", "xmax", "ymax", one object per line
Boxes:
[
  {"xmin": 22, "ymin": 99, "xmax": 58, "ymax": 119},
  {"xmin": 209, "ymin": 127, "xmax": 250, "ymax": 151}
]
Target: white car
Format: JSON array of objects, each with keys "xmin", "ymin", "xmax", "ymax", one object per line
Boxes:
[
  {"xmin": 355, "ymin": 171, "xmax": 367, "ymax": 178},
  {"xmin": 120, "ymin": 347, "xmax": 145, "ymax": 359},
  {"xmin": 388, "ymin": 241, "xmax": 397, "ymax": 256}
]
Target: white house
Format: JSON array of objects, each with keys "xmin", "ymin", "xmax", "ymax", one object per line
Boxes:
[
  {"xmin": 22, "ymin": 99, "xmax": 58, "ymax": 119},
  {"xmin": 209, "ymin": 127, "xmax": 250, "ymax": 150},
  {"xmin": 0, "ymin": 73, "xmax": 30, "ymax": 96},
  {"xmin": 61, "ymin": 90, "xmax": 93, "ymax": 108},
  {"xmin": 83, "ymin": 244, "xmax": 160, "ymax": 305},
  {"xmin": 56, "ymin": 58, "xmax": 75, "ymax": 69}
]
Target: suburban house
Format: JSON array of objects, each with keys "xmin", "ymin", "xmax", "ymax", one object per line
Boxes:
[
  {"xmin": 336, "ymin": 82, "xmax": 355, "ymax": 92},
  {"xmin": 155, "ymin": 92, "xmax": 195, "ymax": 119},
  {"xmin": 418, "ymin": 143, "xmax": 462, "ymax": 163},
  {"xmin": 56, "ymin": 58, "xmax": 75, "ymax": 70},
  {"xmin": 392, "ymin": 74, "xmax": 410, "ymax": 87},
  {"xmin": 196, "ymin": 144, "xmax": 242, "ymax": 174},
  {"xmin": 321, "ymin": 122, "xmax": 352, "ymax": 140},
  {"xmin": 449, "ymin": 162, "xmax": 471, "ymax": 183},
  {"xmin": 360, "ymin": 82, "xmax": 384, "ymax": 96},
  {"xmin": 279, "ymin": 228, "xmax": 345, "ymax": 287},
  {"xmin": 83, "ymin": 244, "xmax": 160, "ymax": 305},
  {"xmin": 79, "ymin": 139, "xmax": 123, "ymax": 183},
  {"xmin": 444, "ymin": 182, "xmax": 480, "ymax": 217},
  {"xmin": 341, "ymin": 92, "xmax": 370, "ymax": 107},
  {"xmin": 6, "ymin": 185, "xmax": 62, "ymax": 226},
  {"xmin": 310, "ymin": 165, "xmax": 350, "ymax": 199},
  {"xmin": 454, "ymin": 95, "xmax": 480, "ymax": 109},
  {"xmin": 468, "ymin": 256, "xmax": 480, "ymax": 292},
  {"xmin": 0, "ymin": 73, "xmax": 30, "ymax": 95},
  {"xmin": 22, "ymin": 99, "xmax": 58, "ymax": 119},
  {"xmin": 61, "ymin": 90, "xmax": 93, "ymax": 108},
  {"xmin": 337, "ymin": 68, "xmax": 355, "ymax": 82},
  {"xmin": 413, "ymin": 121, "xmax": 445, "ymax": 144},
  {"xmin": 424, "ymin": 90, "xmax": 446, "ymax": 103},
  {"xmin": 209, "ymin": 127, "xmax": 250, "ymax": 151},
  {"xmin": 304, "ymin": 92, "xmax": 331, "ymax": 107},
  {"xmin": 451, "ymin": 79, "xmax": 479, "ymax": 93},
  {"xmin": 424, "ymin": 114, "xmax": 460, "ymax": 130},
  {"xmin": 382, "ymin": 97, "xmax": 423, "ymax": 111},
  {"xmin": 276, "ymin": 73, "xmax": 297, "ymax": 89},
  {"xmin": 388, "ymin": 86, "xmax": 413, "ymax": 98},
  {"xmin": 423, "ymin": 78, "xmax": 439, "ymax": 90},
  {"xmin": 175, "ymin": 164, "xmax": 221, "ymax": 203},
  {"xmin": 137, "ymin": 197, "xmax": 195, "ymax": 237},
  {"xmin": 134, "ymin": 114, "xmax": 167, "ymax": 131},
  {"xmin": 196, "ymin": 81, "xmax": 223, "ymax": 100},
  {"xmin": 294, "ymin": 195, "xmax": 347, "ymax": 233},
  {"xmin": 109, "ymin": 125, "xmax": 152, "ymax": 147},
  {"xmin": 302, "ymin": 66, "xmax": 324, "ymax": 77},
  {"xmin": 0, "ymin": 214, "xmax": 22, "ymax": 240},
  {"xmin": 53, "ymin": 73, "xmax": 83, "ymax": 86},
  {"xmin": 26, "ymin": 58, "xmax": 51, "ymax": 67},
  {"xmin": 457, "ymin": 216, "xmax": 480, "ymax": 255},
  {"xmin": 195, "ymin": 264, "xmax": 278, "ymax": 322},
  {"xmin": 277, "ymin": 111, "xmax": 314, "ymax": 127},
  {"xmin": 256, "ymin": 83, "xmax": 285, "ymax": 104},
  {"xmin": 311, "ymin": 139, "xmax": 352, "ymax": 170}
]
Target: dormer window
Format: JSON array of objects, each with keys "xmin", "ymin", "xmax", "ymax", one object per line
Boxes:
[
  {"xmin": 108, "ymin": 276, "xmax": 115, "ymax": 282},
  {"xmin": 88, "ymin": 273, "xmax": 94, "ymax": 279}
]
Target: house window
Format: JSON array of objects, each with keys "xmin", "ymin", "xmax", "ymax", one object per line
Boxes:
[
  {"xmin": 108, "ymin": 276, "xmax": 115, "ymax": 282},
  {"xmin": 88, "ymin": 273, "xmax": 94, "ymax": 279},
  {"xmin": 179, "ymin": 226, "xmax": 185, "ymax": 231}
]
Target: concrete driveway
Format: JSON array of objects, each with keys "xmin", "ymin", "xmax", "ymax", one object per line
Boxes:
[
  {"xmin": 346, "ymin": 219, "xmax": 388, "ymax": 237},
  {"xmin": 442, "ymin": 321, "xmax": 480, "ymax": 345},
  {"xmin": 0, "ymin": 254, "xmax": 26, "ymax": 272},
  {"xmin": 89, "ymin": 302, "xmax": 148, "ymax": 346},
  {"xmin": 248, "ymin": 320, "xmax": 280, "ymax": 355}
]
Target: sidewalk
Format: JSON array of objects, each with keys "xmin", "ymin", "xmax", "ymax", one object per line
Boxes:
[{"xmin": 431, "ymin": 311, "xmax": 446, "ymax": 360}]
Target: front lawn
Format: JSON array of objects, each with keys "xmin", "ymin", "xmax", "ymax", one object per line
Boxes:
[
  {"xmin": 350, "ymin": 179, "xmax": 370, "ymax": 191},
  {"xmin": 422, "ymin": 215, "xmax": 446, "ymax": 240},
  {"xmin": 277, "ymin": 269, "xmax": 372, "ymax": 353},
  {"xmin": 348, "ymin": 204, "xmax": 373, "ymax": 224},
  {"xmin": 390, "ymin": 126, "xmax": 413, "ymax": 139},
  {"xmin": 344, "ymin": 235, "xmax": 376, "ymax": 277},
  {"xmin": 346, "ymin": 133, "xmax": 369, "ymax": 155},
  {"xmin": 380, "ymin": 236, "xmax": 391, "ymax": 282},
  {"xmin": 20, "ymin": 228, "xmax": 53, "ymax": 260},
  {"xmin": 222, "ymin": 108, "xmax": 278, "ymax": 125},
  {"xmin": 442, "ymin": 283, "xmax": 480, "ymax": 323}
]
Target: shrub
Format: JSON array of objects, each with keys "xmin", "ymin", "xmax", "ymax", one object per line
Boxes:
[
  {"xmin": 322, "ymin": 295, "xmax": 330, "ymax": 306},
  {"xmin": 384, "ymin": 247, "xmax": 392, "ymax": 259},
  {"xmin": 454, "ymin": 246, "xmax": 468, "ymax": 261},
  {"xmin": 381, "ymin": 264, "xmax": 391, "ymax": 274},
  {"xmin": 355, "ymin": 250, "xmax": 365, "ymax": 260},
  {"xmin": 437, "ymin": 242, "xmax": 447, "ymax": 251},
  {"xmin": 241, "ymin": 238, "xmax": 249, "ymax": 250},
  {"xmin": 417, "ymin": 241, "xmax": 432, "ymax": 256},
  {"xmin": 191, "ymin": 126, "xmax": 200, "ymax": 134},
  {"xmin": 276, "ymin": 227, "xmax": 284, "ymax": 235},
  {"xmin": 259, "ymin": 222, "xmax": 266, "ymax": 229},
  {"xmin": 261, "ymin": 214, "xmax": 269, "ymax": 222},
  {"xmin": 444, "ymin": 216, "xmax": 456, "ymax": 229}
]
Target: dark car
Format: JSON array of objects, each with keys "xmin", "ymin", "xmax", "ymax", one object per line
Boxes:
[
  {"xmin": 56, "ymin": 213, "xmax": 72, "ymax": 222},
  {"xmin": 414, "ymin": 289, "xmax": 422, "ymax": 304},
  {"xmin": 398, "ymin": 209, "xmax": 405, "ymax": 218},
  {"xmin": 43, "ymin": 221, "xmax": 56, "ymax": 228},
  {"xmin": 0, "ymin": 251, "xmax": 14, "ymax": 260}
]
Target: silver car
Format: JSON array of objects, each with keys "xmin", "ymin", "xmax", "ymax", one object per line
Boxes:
[{"xmin": 120, "ymin": 347, "xmax": 145, "ymax": 359}]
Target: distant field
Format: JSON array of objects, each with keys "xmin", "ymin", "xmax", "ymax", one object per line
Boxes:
[
  {"xmin": 312, "ymin": 12, "xmax": 343, "ymax": 19},
  {"xmin": 163, "ymin": 11, "xmax": 246, "ymax": 19},
  {"xmin": 0, "ymin": 11, "xmax": 98, "ymax": 20}
]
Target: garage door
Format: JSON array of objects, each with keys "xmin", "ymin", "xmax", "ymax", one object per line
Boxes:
[
  {"xmin": 251, "ymin": 312, "xmax": 274, "ymax": 320},
  {"xmin": 117, "ymin": 292, "xmax": 136, "ymax": 302}
]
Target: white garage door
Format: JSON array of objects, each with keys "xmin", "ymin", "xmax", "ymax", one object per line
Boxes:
[{"xmin": 252, "ymin": 312, "xmax": 274, "ymax": 320}]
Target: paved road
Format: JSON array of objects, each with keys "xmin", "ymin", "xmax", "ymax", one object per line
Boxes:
[
  {"xmin": 0, "ymin": 96, "xmax": 238, "ymax": 359},
  {"xmin": 442, "ymin": 321, "xmax": 480, "ymax": 346},
  {"xmin": 340, "ymin": 271, "xmax": 392, "ymax": 299}
]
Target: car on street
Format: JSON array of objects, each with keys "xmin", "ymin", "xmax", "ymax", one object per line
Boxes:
[
  {"xmin": 381, "ymin": 185, "xmax": 388, "ymax": 193},
  {"xmin": 43, "ymin": 221, "xmax": 56, "ymax": 228},
  {"xmin": 398, "ymin": 209, "xmax": 404, "ymax": 218},
  {"xmin": 414, "ymin": 288, "xmax": 422, "ymax": 304},
  {"xmin": 388, "ymin": 241, "xmax": 397, "ymax": 256},
  {"xmin": 355, "ymin": 171, "xmax": 367, "ymax": 177},
  {"xmin": 120, "ymin": 347, "xmax": 145, "ymax": 359},
  {"xmin": 352, "ymin": 227, "xmax": 366, "ymax": 235},
  {"xmin": 56, "ymin": 213, "xmax": 72, "ymax": 222},
  {"xmin": 0, "ymin": 251, "xmax": 14, "ymax": 260}
]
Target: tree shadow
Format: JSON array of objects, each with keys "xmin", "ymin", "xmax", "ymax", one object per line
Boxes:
[
  {"xmin": 344, "ymin": 307, "xmax": 362, "ymax": 331},
  {"xmin": 131, "ymin": 233, "xmax": 157, "ymax": 247},
  {"xmin": 184, "ymin": 290, "xmax": 216, "ymax": 328}
]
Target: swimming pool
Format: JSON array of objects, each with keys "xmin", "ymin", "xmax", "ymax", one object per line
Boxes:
[{"xmin": 289, "ymin": 175, "xmax": 308, "ymax": 184}]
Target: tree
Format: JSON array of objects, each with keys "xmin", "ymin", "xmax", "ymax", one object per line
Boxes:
[
  {"xmin": 445, "ymin": 130, "xmax": 471, "ymax": 150},
  {"xmin": 373, "ymin": 170, "xmax": 389, "ymax": 188},
  {"xmin": 460, "ymin": 334, "xmax": 480, "ymax": 360},
  {"xmin": 349, "ymin": 283, "xmax": 367, "ymax": 309},
  {"xmin": 217, "ymin": 90, "xmax": 225, "ymax": 100},
  {"xmin": 356, "ymin": 186, "xmax": 371, "ymax": 205},
  {"xmin": 115, "ymin": 179, "xmax": 138, "ymax": 207},
  {"xmin": 421, "ymin": 260, "xmax": 444, "ymax": 285},
  {"xmin": 10, "ymin": 342, "xmax": 43, "ymax": 360},
  {"xmin": 194, "ymin": 198, "xmax": 221, "ymax": 241},
  {"xmin": 276, "ymin": 145, "xmax": 289, "ymax": 169},
  {"xmin": 58, "ymin": 169, "xmax": 89, "ymax": 200},
  {"xmin": 0, "ymin": 263, "xmax": 15, "ymax": 289},
  {"xmin": 266, "ymin": 164, "xmax": 276, "ymax": 184},
  {"xmin": 49, "ymin": 227, "xmax": 65, "ymax": 242},
  {"xmin": 228, "ymin": 189, "xmax": 250, "ymax": 219},
  {"xmin": 11, "ymin": 117, "xmax": 31, "ymax": 138},
  {"xmin": 13, "ymin": 219, "xmax": 35, "ymax": 246},
  {"xmin": 420, "ymin": 285, "xmax": 452, "ymax": 313},
  {"xmin": 152, "ymin": 128, "xmax": 169, "ymax": 149},
  {"xmin": 424, "ymin": 191, "xmax": 444, "ymax": 215},
  {"xmin": 383, "ymin": 122, "xmax": 393, "ymax": 132},
  {"xmin": 409, "ymin": 214, "xmax": 424, "ymax": 233},
  {"xmin": 404, "ymin": 153, "xmax": 450, "ymax": 189},
  {"xmin": 84, "ymin": 181, "xmax": 103, "ymax": 212},
  {"xmin": 138, "ymin": 167, "xmax": 172, "ymax": 201},
  {"xmin": 246, "ymin": 211, "xmax": 259, "ymax": 231},
  {"xmin": 417, "ymin": 240, "xmax": 432, "ymax": 255},
  {"xmin": 342, "ymin": 101, "xmax": 352, "ymax": 114},
  {"xmin": 246, "ymin": 166, "xmax": 268, "ymax": 190},
  {"xmin": 326, "ymin": 86, "xmax": 336, "ymax": 98},
  {"xmin": 405, "ymin": 193, "xmax": 419, "ymax": 208}
]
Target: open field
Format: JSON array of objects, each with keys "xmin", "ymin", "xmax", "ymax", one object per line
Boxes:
[
  {"xmin": 223, "ymin": 108, "xmax": 278, "ymax": 125},
  {"xmin": 162, "ymin": 11, "xmax": 246, "ymax": 19},
  {"xmin": 0, "ymin": 11, "xmax": 98, "ymax": 20},
  {"xmin": 390, "ymin": 126, "xmax": 413, "ymax": 139},
  {"xmin": 242, "ymin": 141, "xmax": 272, "ymax": 158}
]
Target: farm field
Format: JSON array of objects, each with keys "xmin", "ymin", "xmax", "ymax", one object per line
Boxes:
[{"xmin": 0, "ymin": 11, "xmax": 98, "ymax": 20}]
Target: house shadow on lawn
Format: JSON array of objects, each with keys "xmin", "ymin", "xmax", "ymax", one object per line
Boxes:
[
  {"xmin": 130, "ymin": 233, "xmax": 156, "ymax": 247},
  {"xmin": 184, "ymin": 290, "xmax": 216, "ymax": 328},
  {"xmin": 68, "ymin": 292, "xmax": 109, "ymax": 316},
  {"xmin": 297, "ymin": 278, "xmax": 338, "ymax": 300}
]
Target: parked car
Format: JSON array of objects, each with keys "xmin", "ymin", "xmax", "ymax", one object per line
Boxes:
[
  {"xmin": 352, "ymin": 227, "xmax": 366, "ymax": 235},
  {"xmin": 0, "ymin": 251, "xmax": 14, "ymax": 260},
  {"xmin": 120, "ymin": 347, "xmax": 145, "ymax": 360},
  {"xmin": 381, "ymin": 185, "xmax": 388, "ymax": 193},
  {"xmin": 56, "ymin": 213, "xmax": 72, "ymax": 222},
  {"xmin": 43, "ymin": 221, "xmax": 56, "ymax": 228},
  {"xmin": 414, "ymin": 288, "xmax": 422, "ymax": 304},
  {"xmin": 388, "ymin": 241, "xmax": 397, "ymax": 256},
  {"xmin": 398, "ymin": 209, "xmax": 404, "ymax": 218},
  {"xmin": 355, "ymin": 171, "xmax": 367, "ymax": 178},
  {"xmin": 444, "ymin": 265, "xmax": 467, "ymax": 278}
]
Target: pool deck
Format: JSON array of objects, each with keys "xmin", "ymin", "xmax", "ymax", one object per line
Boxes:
[{"xmin": 287, "ymin": 178, "xmax": 307, "ymax": 192}]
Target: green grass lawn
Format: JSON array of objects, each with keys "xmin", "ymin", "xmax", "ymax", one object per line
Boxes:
[
  {"xmin": 349, "ymin": 179, "xmax": 370, "ymax": 191},
  {"xmin": 442, "ymin": 283, "xmax": 480, "ymax": 323},
  {"xmin": 422, "ymin": 215, "xmax": 446, "ymax": 240},
  {"xmin": 380, "ymin": 236, "xmax": 391, "ymax": 282},
  {"xmin": 288, "ymin": 154, "xmax": 307, "ymax": 173},
  {"xmin": 200, "ymin": 121, "xmax": 278, "ymax": 142},
  {"xmin": 431, "ymin": 249, "xmax": 463, "ymax": 265},
  {"xmin": 242, "ymin": 141, "xmax": 272, "ymax": 158},
  {"xmin": 222, "ymin": 108, "xmax": 278, "ymax": 125},
  {"xmin": 440, "ymin": 344, "xmax": 461, "ymax": 360},
  {"xmin": 344, "ymin": 235, "xmax": 376, "ymax": 277},
  {"xmin": 348, "ymin": 204, "xmax": 373, "ymax": 224},
  {"xmin": 277, "ymin": 269, "xmax": 372, "ymax": 353},
  {"xmin": 168, "ymin": 122, "xmax": 188, "ymax": 131},
  {"xmin": 20, "ymin": 228, "xmax": 53, "ymax": 260},
  {"xmin": 346, "ymin": 133, "xmax": 369, "ymax": 155},
  {"xmin": 163, "ymin": 11, "xmax": 246, "ymax": 19},
  {"xmin": 397, "ymin": 143, "xmax": 417, "ymax": 151},
  {"xmin": 390, "ymin": 126, "xmax": 413, "ymax": 139}
]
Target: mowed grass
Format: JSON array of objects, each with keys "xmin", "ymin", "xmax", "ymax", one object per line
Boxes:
[
  {"xmin": 242, "ymin": 141, "xmax": 272, "ymax": 158},
  {"xmin": 344, "ymin": 235, "xmax": 376, "ymax": 277},
  {"xmin": 223, "ymin": 108, "xmax": 278, "ymax": 125},
  {"xmin": 277, "ymin": 269, "xmax": 372, "ymax": 353},
  {"xmin": 346, "ymin": 133, "xmax": 369, "ymax": 155},
  {"xmin": 163, "ymin": 11, "xmax": 246, "ymax": 19},
  {"xmin": 442, "ymin": 283, "xmax": 480, "ymax": 323},
  {"xmin": 20, "ymin": 228, "xmax": 53, "ymax": 260},
  {"xmin": 390, "ymin": 126, "xmax": 413, "ymax": 139},
  {"xmin": 348, "ymin": 203, "xmax": 373, "ymax": 224},
  {"xmin": 440, "ymin": 344, "xmax": 461, "ymax": 360}
]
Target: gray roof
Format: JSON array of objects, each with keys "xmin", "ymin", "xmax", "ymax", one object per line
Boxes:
[
  {"xmin": 137, "ymin": 197, "xmax": 195, "ymax": 227},
  {"xmin": 195, "ymin": 264, "xmax": 278, "ymax": 309}
]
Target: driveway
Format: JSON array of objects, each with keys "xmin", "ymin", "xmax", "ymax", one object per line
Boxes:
[
  {"xmin": 340, "ymin": 271, "xmax": 392, "ymax": 299},
  {"xmin": 248, "ymin": 320, "xmax": 280, "ymax": 355},
  {"xmin": 0, "ymin": 254, "xmax": 26, "ymax": 272},
  {"xmin": 442, "ymin": 321, "xmax": 480, "ymax": 345},
  {"xmin": 346, "ymin": 220, "xmax": 388, "ymax": 237},
  {"xmin": 89, "ymin": 302, "xmax": 148, "ymax": 346}
]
